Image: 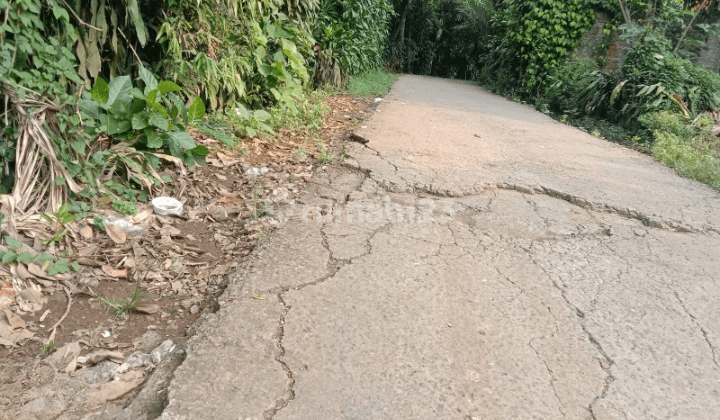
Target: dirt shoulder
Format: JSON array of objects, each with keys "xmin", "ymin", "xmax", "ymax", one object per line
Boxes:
[{"xmin": 0, "ymin": 94, "xmax": 372, "ymax": 420}]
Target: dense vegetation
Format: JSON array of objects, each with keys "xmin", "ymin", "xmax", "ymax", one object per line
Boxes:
[{"xmin": 0, "ymin": 0, "xmax": 394, "ymax": 216}]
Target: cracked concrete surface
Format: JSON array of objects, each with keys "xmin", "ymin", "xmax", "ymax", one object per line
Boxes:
[{"xmin": 160, "ymin": 75, "xmax": 720, "ymax": 420}]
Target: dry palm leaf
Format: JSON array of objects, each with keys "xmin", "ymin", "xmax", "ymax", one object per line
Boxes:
[{"xmin": 1, "ymin": 84, "xmax": 81, "ymax": 235}]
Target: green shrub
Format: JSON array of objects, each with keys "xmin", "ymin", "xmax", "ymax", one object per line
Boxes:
[
  {"xmin": 158, "ymin": 4, "xmax": 314, "ymax": 110},
  {"xmin": 484, "ymin": 0, "xmax": 594, "ymax": 91},
  {"xmin": 583, "ymin": 35, "xmax": 720, "ymax": 127},
  {"xmin": 641, "ymin": 111, "xmax": 720, "ymax": 191},
  {"xmin": 544, "ymin": 58, "xmax": 598, "ymax": 116},
  {"xmin": 79, "ymin": 70, "xmax": 207, "ymax": 167},
  {"xmin": 685, "ymin": 64, "xmax": 720, "ymax": 114},
  {"xmin": 314, "ymin": 0, "xmax": 394, "ymax": 86},
  {"xmin": 652, "ymin": 130, "xmax": 720, "ymax": 190}
]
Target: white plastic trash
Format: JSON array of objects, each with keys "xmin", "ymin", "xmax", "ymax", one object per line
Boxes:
[
  {"xmin": 244, "ymin": 166, "xmax": 269, "ymax": 177},
  {"xmin": 152, "ymin": 197, "xmax": 184, "ymax": 216},
  {"xmin": 104, "ymin": 216, "xmax": 149, "ymax": 238}
]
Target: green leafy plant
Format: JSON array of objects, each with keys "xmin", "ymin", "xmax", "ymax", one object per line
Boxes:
[
  {"xmin": 158, "ymin": 2, "xmax": 314, "ymax": 110},
  {"xmin": 639, "ymin": 111, "xmax": 720, "ymax": 191},
  {"xmin": 41, "ymin": 341, "xmax": 55, "ymax": 355},
  {"xmin": 315, "ymin": 141, "xmax": 334, "ymax": 164},
  {"xmin": 112, "ymin": 199, "xmax": 137, "ymax": 216},
  {"xmin": 483, "ymin": 0, "xmax": 594, "ymax": 91},
  {"xmin": 249, "ymin": 182, "xmax": 271, "ymax": 219},
  {"xmin": 80, "ymin": 70, "xmax": 208, "ymax": 167},
  {"xmin": 98, "ymin": 286, "xmax": 148, "ymax": 317},
  {"xmin": 231, "ymin": 106, "xmax": 275, "ymax": 138},
  {"xmin": 47, "ymin": 258, "xmax": 79, "ymax": 276},
  {"xmin": 0, "ymin": 235, "xmax": 54, "ymax": 266}
]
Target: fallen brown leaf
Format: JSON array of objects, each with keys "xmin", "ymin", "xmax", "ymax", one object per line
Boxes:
[
  {"xmin": 105, "ymin": 224, "xmax": 127, "ymax": 244},
  {"xmin": 3, "ymin": 309, "xmax": 25, "ymax": 329},
  {"xmin": 80, "ymin": 225, "xmax": 93, "ymax": 239},
  {"xmin": 102, "ymin": 266, "xmax": 128, "ymax": 278}
]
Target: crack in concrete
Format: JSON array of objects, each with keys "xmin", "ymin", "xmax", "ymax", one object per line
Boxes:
[
  {"xmin": 499, "ymin": 182, "xmax": 719, "ymax": 235},
  {"xmin": 671, "ymin": 290, "xmax": 720, "ymax": 370},
  {"xmin": 351, "ymin": 147, "xmax": 718, "ymax": 234},
  {"xmin": 528, "ymin": 337, "xmax": 567, "ymax": 418},
  {"xmin": 528, "ymin": 257, "xmax": 616, "ymax": 420},
  {"xmin": 263, "ymin": 293, "xmax": 295, "ymax": 420}
]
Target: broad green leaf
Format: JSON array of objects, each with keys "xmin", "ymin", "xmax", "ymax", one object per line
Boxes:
[
  {"xmin": 254, "ymin": 109, "xmax": 271, "ymax": 121},
  {"xmin": 132, "ymin": 113, "xmax": 149, "ymax": 130},
  {"xmin": 4, "ymin": 236, "xmax": 21, "ymax": 250},
  {"xmin": 126, "ymin": 0, "xmax": 147, "ymax": 46},
  {"xmin": 166, "ymin": 131, "xmax": 196, "ymax": 150},
  {"xmin": 131, "ymin": 87, "xmax": 145, "ymax": 100},
  {"xmin": 91, "ymin": 77, "xmax": 109, "ymax": 103},
  {"xmin": 148, "ymin": 111, "xmax": 169, "ymax": 131},
  {"xmin": 235, "ymin": 104, "xmax": 250, "ymax": 119},
  {"xmin": 47, "ymin": 259, "xmax": 70, "ymax": 276},
  {"xmin": 145, "ymin": 130, "xmax": 163, "ymax": 148},
  {"xmin": 158, "ymin": 81, "xmax": 182, "ymax": 94},
  {"xmin": 191, "ymin": 145, "xmax": 210, "ymax": 156},
  {"xmin": 1, "ymin": 250, "xmax": 16, "ymax": 264},
  {"xmin": 33, "ymin": 253, "xmax": 54, "ymax": 264},
  {"xmin": 105, "ymin": 75, "xmax": 132, "ymax": 109},
  {"xmin": 16, "ymin": 252, "xmax": 35, "ymax": 264},
  {"xmin": 107, "ymin": 114, "xmax": 131, "ymax": 135},
  {"xmin": 138, "ymin": 67, "xmax": 158, "ymax": 92},
  {"xmin": 129, "ymin": 98, "xmax": 146, "ymax": 114},
  {"xmin": 71, "ymin": 140, "xmax": 86, "ymax": 154},
  {"xmin": 169, "ymin": 93, "xmax": 188, "ymax": 123},
  {"xmin": 187, "ymin": 97, "xmax": 206, "ymax": 121},
  {"xmin": 146, "ymin": 89, "xmax": 168, "ymax": 116},
  {"xmin": 79, "ymin": 99, "xmax": 100, "ymax": 119},
  {"xmin": 166, "ymin": 135, "xmax": 182, "ymax": 157}
]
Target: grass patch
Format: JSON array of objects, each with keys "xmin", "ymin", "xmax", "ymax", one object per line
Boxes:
[
  {"xmin": 640, "ymin": 111, "xmax": 720, "ymax": 191},
  {"xmin": 348, "ymin": 68, "xmax": 399, "ymax": 97},
  {"xmin": 98, "ymin": 286, "xmax": 149, "ymax": 318}
]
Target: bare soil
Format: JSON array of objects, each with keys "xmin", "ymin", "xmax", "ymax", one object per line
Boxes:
[{"xmin": 0, "ymin": 94, "xmax": 372, "ymax": 420}]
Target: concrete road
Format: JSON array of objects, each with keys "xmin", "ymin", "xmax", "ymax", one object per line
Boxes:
[{"xmin": 160, "ymin": 75, "xmax": 720, "ymax": 420}]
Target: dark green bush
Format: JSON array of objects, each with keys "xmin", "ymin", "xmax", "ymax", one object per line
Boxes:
[
  {"xmin": 582, "ymin": 33, "xmax": 720, "ymax": 127},
  {"xmin": 313, "ymin": 0, "xmax": 394, "ymax": 86},
  {"xmin": 544, "ymin": 58, "xmax": 599, "ymax": 116}
]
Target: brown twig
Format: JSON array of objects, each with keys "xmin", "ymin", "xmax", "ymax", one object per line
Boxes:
[
  {"xmin": 118, "ymin": 28, "xmax": 143, "ymax": 65},
  {"xmin": 59, "ymin": 0, "xmax": 102, "ymax": 31},
  {"xmin": 46, "ymin": 286, "xmax": 72, "ymax": 345}
]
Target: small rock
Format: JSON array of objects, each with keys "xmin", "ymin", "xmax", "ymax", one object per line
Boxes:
[
  {"xmin": 180, "ymin": 297, "xmax": 201, "ymax": 310},
  {"xmin": 133, "ymin": 302, "xmax": 160, "ymax": 315},
  {"xmin": 137, "ymin": 330, "xmax": 162, "ymax": 353},
  {"xmin": 22, "ymin": 394, "xmax": 66, "ymax": 419},
  {"xmin": 150, "ymin": 340, "xmax": 175, "ymax": 365},
  {"xmin": 189, "ymin": 305, "xmax": 200, "ymax": 315},
  {"xmin": 125, "ymin": 353, "xmax": 152, "ymax": 370},
  {"xmin": 209, "ymin": 205, "xmax": 229, "ymax": 221},
  {"xmin": 82, "ymin": 360, "xmax": 124, "ymax": 384}
]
